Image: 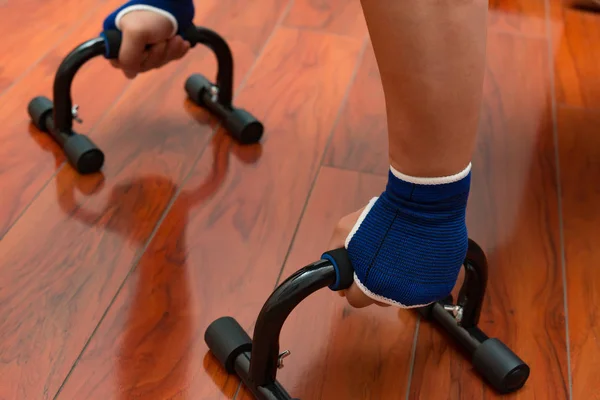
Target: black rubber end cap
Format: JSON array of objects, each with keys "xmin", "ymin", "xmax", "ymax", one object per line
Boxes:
[
  {"xmin": 28, "ymin": 96, "xmax": 54, "ymax": 132},
  {"xmin": 224, "ymin": 108, "xmax": 264, "ymax": 145},
  {"xmin": 63, "ymin": 134, "xmax": 104, "ymax": 174},
  {"xmin": 205, "ymin": 316, "xmax": 252, "ymax": 374},
  {"xmin": 102, "ymin": 30, "xmax": 122, "ymax": 59},
  {"xmin": 184, "ymin": 74, "xmax": 213, "ymax": 106},
  {"xmin": 472, "ymin": 338, "xmax": 530, "ymax": 394}
]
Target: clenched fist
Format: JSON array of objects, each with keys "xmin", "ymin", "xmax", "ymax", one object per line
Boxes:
[{"xmin": 111, "ymin": 10, "xmax": 191, "ymax": 79}]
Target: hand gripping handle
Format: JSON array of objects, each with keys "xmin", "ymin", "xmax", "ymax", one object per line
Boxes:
[{"xmin": 101, "ymin": 24, "xmax": 198, "ymax": 59}]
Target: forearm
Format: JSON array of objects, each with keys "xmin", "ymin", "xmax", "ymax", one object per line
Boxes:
[{"xmin": 360, "ymin": 0, "xmax": 488, "ymax": 178}]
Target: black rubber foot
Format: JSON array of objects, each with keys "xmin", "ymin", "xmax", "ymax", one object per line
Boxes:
[
  {"xmin": 223, "ymin": 108, "xmax": 264, "ymax": 144},
  {"xmin": 185, "ymin": 74, "xmax": 264, "ymax": 144},
  {"xmin": 185, "ymin": 74, "xmax": 213, "ymax": 107},
  {"xmin": 472, "ymin": 338, "xmax": 530, "ymax": 394},
  {"xmin": 28, "ymin": 96, "xmax": 54, "ymax": 132},
  {"xmin": 205, "ymin": 316, "xmax": 253, "ymax": 374},
  {"xmin": 63, "ymin": 134, "xmax": 105, "ymax": 174}
]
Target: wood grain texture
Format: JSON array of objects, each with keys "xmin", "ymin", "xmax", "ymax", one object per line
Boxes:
[
  {"xmin": 283, "ymin": 0, "xmax": 367, "ymax": 38},
  {"xmin": 0, "ymin": 0, "xmax": 108, "ymax": 94},
  {"xmin": 54, "ymin": 27, "xmax": 363, "ymax": 399},
  {"xmin": 487, "ymin": 0, "xmax": 547, "ymax": 37},
  {"xmin": 0, "ymin": 0, "xmax": 132, "ymax": 238},
  {"xmin": 324, "ymin": 42, "xmax": 388, "ymax": 176},
  {"xmin": 5, "ymin": 0, "xmax": 600, "ymax": 399},
  {"xmin": 237, "ymin": 167, "xmax": 417, "ymax": 400},
  {"xmin": 0, "ymin": 1, "xmax": 287, "ymax": 398},
  {"xmin": 553, "ymin": 4, "xmax": 600, "ymax": 108},
  {"xmin": 557, "ymin": 107, "xmax": 600, "ymax": 400},
  {"xmin": 409, "ymin": 31, "xmax": 568, "ymax": 399}
]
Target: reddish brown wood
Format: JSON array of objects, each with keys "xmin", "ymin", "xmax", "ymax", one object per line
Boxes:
[
  {"xmin": 409, "ymin": 31, "xmax": 568, "ymax": 399},
  {"xmin": 53, "ymin": 26, "xmax": 363, "ymax": 399},
  {"xmin": 553, "ymin": 4, "xmax": 600, "ymax": 108},
  {"xmin": 324, "ymin": 42, "xmax": 388, "ymax": 176},
  {"xmin": 557, "ymin": 107, "xmax": 600, "ymax": 400},
  {"xmin": 283, "ymin": 0, "xmax": 367, "ymax": 38},
  {"xmin": 0, "ymin": 0, "xmax": 135, "ymax": 238},
  {"xmin": 0, "ymin": 1, "xmax": 289, "ymax": 398},
  {"xmin": 487, "ymin": 0, "xmax": 547, "ymax": 37},
  {"xmin": 4, "ymin": 0, "xmax": 600, "ymax": 398},
  {"xmin": 0, "ymin": 0, "xmax": 112, "ymax": 94}
]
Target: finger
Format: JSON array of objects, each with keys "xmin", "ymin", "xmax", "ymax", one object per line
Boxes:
[
  {"xmin": 119, "ymin": 24, "xmax": 149, "ymax": 73},
  {"xmin": 173, "ymin": 39, "xmax": 191, "ymax": 62},
  {"xmin": 140, "ymin": 41, "xmax": 168, "ymax": 72},
  {"xmin": 326, "ymin": 207, "xmax": 366, "ymax": 299},
  {"xmin": 110, "ymin": 59, "xmax": 137, "ymax": 79},
  {"xmin": 174, "ymin": 39, "xmax": 191, "ymax": 60},
  {"xmin": 344, "ymin": 283, "xmax": 376, "ymax": 308},
  {"xmin": 156, "ymin": 37, "xmax": 183, "ymax": 68},
  {"xmin": 325, "ymin": 204, "xmax": 393, "ymax": 309},
  {"xmin": 345, "ymin": 283, "xmax": 391, "ymax": 308}
]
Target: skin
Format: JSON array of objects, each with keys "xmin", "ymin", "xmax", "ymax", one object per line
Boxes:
[
  {"xmin": 113, "ymin": 10, "xmax": 191, "ymax": 79},
  {"xmin": 116, "ymin": 0, "xmax": 489, "ymax": 308}
]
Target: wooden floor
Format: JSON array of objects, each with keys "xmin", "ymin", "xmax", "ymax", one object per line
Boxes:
[{"xmin": 1, "ymin": 0, "xmax": 599, "ymax": 398}]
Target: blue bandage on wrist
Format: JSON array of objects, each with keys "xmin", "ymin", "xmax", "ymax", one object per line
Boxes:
[
  {"xmin": 346, "ymin": 164, "xmax": 471, "ymax": 308},
  {"xmin": 103, "ymin": 0, "xmax": 195, "ymax": 37}
]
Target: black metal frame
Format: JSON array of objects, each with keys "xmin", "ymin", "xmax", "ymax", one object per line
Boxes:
[
  {"xmin": 211, "ymin": 239, "xmax": 530, "ymax": 399},
  {"xmin": 49, "ymin": 26, "xmax": 234, "ymax": 144},
  {"xmin": 251, "ymin": 260, "xmax": 337, "ymax": 387}
]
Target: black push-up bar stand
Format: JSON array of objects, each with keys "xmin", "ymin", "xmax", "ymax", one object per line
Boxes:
[
  {"xmin": 27, "ymin": 25, "xmax": 264, "ymax": 174},
  {"xmin": 205, "ymin": 240, "xmax": 530, "ymax": 399}
]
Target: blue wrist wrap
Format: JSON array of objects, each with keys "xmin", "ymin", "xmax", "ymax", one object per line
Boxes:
[
  {"xmin": 103, "ymin": 0, "xmax": 195, "ymax": 36},
  {"xmin": 345, "ymin": 164, "xmax": 471, "ymax": 308}
]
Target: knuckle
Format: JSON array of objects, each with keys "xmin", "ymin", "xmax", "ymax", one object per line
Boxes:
[{"xmin": 333, "ymin": 223, "xmax": 348, "ymax": 239}]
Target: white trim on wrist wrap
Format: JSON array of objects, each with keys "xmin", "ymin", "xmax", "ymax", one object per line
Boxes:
[
  {"xmin": 115, "ymin": 5, "xmax": 179, "ymax": 38},
  {"xmin": 390, "ymin": 162, "xmax": 472, "ymax": 185}
]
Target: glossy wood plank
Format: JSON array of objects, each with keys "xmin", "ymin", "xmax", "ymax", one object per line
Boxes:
[
  {"xmin": 323, "ymin": 10, "xmax": 563, "ymax": 177},
  {"xmin": 0, "ymin": 0, "xmax": 108, "ymax": 94},
  {"xmin": 0, "ymin": 1, "xmax": 288, "ymax": 398},
  {"xmin": 487, "ymin": 0, "xmax": 547, "ymax": 37},
  {"xmin": 324, "ymin": 42, "xmax": 388, "ymax": 176},
  {"xmin": 0, "ymin": 0, "xmax": 132, "ymax": 238},
  {"xmin": 409, "ymin": 31, "xmax": 568, "ymax": 399},
  {"xmin": 553, "ymin": 4, "xmax": 600, "ymax": 108},
  {"xmin": 283, "ymin": 0, "xmax": 367, "ymax": 38},
  {"xmin": 557, "ymin": 106, "xmax": 600, "ymax": 400},
  {"xmin": 0, "ymin": 0, "xmax": 288, "ymax": 239},
  {"xmin": 54, "ymin": 27, "xmax": 363, "ymax": 399},
  {"xmin": 237, "ymin": 166, "xmax": 417, "ymax": 400}
]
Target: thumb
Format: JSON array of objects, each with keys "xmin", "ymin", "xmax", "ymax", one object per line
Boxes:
[
  {"xmin": 119, "ymin": 26, "xmax": 148, "ymax": 73},
  {"xmin": 327, "ymin": 208, "xmax": 364, "ymax": 298},
  {"xmin": 328, "ymin": 205, "xmax": 391, "ymax": 308}
]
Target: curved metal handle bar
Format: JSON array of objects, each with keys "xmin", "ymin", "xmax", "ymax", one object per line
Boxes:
[
  {"xmin": 245, "ymin": 239, "xmax": 489, "ymax": 387},
  {"xmin": 51, "ymin": 26, "xmax": 234, "ymax": 134},
  {"xmin": 249, "ymin": 259, "xmax": 338, "ymax": 387},
  {"xmin": 457, "ymin": 238, "xmax": 488, "ymax": 328}
]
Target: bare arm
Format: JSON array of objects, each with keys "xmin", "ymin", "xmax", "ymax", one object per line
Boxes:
[
  {"xmin": 363, "ymin": 0, "xmax": 487, "ymax": 178},
  {"xmin": 333, "ymin": 0, "xmax": 489, "ymax": 308}
]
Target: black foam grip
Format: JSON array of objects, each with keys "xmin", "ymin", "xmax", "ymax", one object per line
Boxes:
[
  {"xmin": 103, "ymin": 30, "xmax": 123, "ymax": 59},
  {"xmin": 182, "ymin": 25, "xmax": 199, "ymax": 48},
  {"xmin": 322, "ymin": 247, "xmax": 354, "ymax": 291},
  {"xmin": 102, "ymin": 25, "xmax": 199, "ymax": 60}
]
